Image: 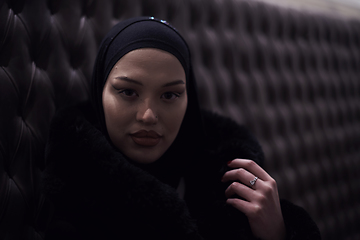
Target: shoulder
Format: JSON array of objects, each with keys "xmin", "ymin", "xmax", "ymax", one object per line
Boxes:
[
  {"xmin": 44, "ymin": 101, "xmax": 109, "ymax": 169},
  {"xmin": 200, "ymin": 109, "xmax": 264, "ymax": 166},
  {"xmin": 44, "ymin": 101, "xmax": 101, "ymax": 164},
  {"xmin": 42, "ymin": 101, "xmax": 127, "ymax": 200}
]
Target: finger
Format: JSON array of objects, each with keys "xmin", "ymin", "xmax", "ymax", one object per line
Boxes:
[
  {"xmin": 227, "ymin": 159, "xmax": 271, "ymax": 181},
  {"xmin": 226, "ymin": 198, "xmax": 255, "ymax": 216},
  {"xmin": 225, "ymin": 181, "xmax": 256, "ymax": 200},
  {"xmin": 222, "ymin": 168, "xmax": 261, "ymax": 189}
]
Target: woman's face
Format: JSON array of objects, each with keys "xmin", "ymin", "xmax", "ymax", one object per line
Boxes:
[{"xmin": 102, "ymin": 48, "xmax": 187, "ymax": 164}]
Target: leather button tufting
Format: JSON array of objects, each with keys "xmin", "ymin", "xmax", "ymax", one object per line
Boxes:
[
  {"xmin": 5, "ymin": 0, "xmax": 25, "ymax": 15},
  {"xmin": 1, "ymin": 0, "xmax": 360, "ymax": 239}
]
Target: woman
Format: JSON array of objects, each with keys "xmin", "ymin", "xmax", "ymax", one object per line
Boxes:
[{"xmin": 43, "ymin": 17, "xmax": 320, "ymax": 240}]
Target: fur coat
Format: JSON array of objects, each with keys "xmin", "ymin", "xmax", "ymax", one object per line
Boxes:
[{"xmin": 42, "ymin": 104, "xmax": 321, "ymax": 240}]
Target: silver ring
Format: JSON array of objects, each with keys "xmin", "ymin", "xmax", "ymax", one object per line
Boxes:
[{"xmin": 250, "ymin": 177, "xmax": 258, "ymax": 186}]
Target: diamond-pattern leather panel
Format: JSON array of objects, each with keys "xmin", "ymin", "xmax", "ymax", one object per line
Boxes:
[{"xmin": 0, "ymin": 0, "xmax": 359, "ymax": 239}]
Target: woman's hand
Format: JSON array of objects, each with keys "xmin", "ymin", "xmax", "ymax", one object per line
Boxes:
[{"xmin": 221, "ymin": 159, "xmax": 286, "ymax": 240}]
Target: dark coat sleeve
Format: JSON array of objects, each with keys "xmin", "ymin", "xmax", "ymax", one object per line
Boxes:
[
  {"xmin": 184, "ymin": 110, "xmax": 321, "ymax": 240},
  {"xmin": 281, "ymin": 200, "xmax": 321, "ymax": 240},
  {"xmin": 42, "ymin": 106, "xmax": 202, "ymax": 240}
]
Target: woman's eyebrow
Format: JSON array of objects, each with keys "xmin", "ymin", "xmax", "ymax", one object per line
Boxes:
[
  {"xmin": 115, "ymin": 76, "xmax": 184, "ymax": 88},
  {"xmin": 115, "ymin": 76, "xmax": 143, "ymax": 86},
  {"xmin": 162, "ymin": 80, "xmax": 185, "ymax": 88}
]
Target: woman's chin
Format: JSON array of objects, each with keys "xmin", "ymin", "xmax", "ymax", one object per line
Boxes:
[
  {"xmin": 130, "ymin": 156, "xmax": 159, "ymax": 164},
  {"xmin": 118, "ymin": 139, "xmax": 171, "ymax": 165},
  {"xmin": 124, "ymin": 150, "xmax": 163, "ymax": 164}
]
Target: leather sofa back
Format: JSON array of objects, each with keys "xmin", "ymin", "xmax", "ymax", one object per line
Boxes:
[{"xmin": 1, "ymin": 0, "xmax": 359, "ymax": 239}]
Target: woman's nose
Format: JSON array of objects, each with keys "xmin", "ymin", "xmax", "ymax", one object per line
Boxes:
[{"xmin": 137, "ymin": 106, "xmax": 158, "ymax": 125}]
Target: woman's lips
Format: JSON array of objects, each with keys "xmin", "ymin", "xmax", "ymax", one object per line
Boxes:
[{"xmin": 130, "ymin": 130, "xmax": 162, "ymax": 147}]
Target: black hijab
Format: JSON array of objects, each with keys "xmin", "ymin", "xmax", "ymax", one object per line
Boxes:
[{"xmin": 91, "ymin": 17, "xmax": 203, "ymax": 188}]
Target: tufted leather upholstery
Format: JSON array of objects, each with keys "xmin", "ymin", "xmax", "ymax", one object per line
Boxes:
[{"xmin": 0, "ymin": 0, "xmax": 359, "ymax": 239}]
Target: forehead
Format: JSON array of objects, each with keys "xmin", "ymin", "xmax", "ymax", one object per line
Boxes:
[
  {"xmin": 108, "ymin": 48, "xmax": 186, "ymax": 82},
  {"xmin": 116, "ymin": 48, "xmax": 180, "ymax": 64}
]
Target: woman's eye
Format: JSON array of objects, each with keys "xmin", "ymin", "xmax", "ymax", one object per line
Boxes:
[
  {"xmin": 161, "ymin": 92, "xmax": 180, "ymax": 100},
  {"xmin": 119, "ymin": 89, "xmax": 137, "ymax": 97}
]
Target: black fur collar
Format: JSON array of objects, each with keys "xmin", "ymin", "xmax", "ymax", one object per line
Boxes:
[{"xmin": 42, "ymin": 103, "xmax": 264, "ymax": 239}]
